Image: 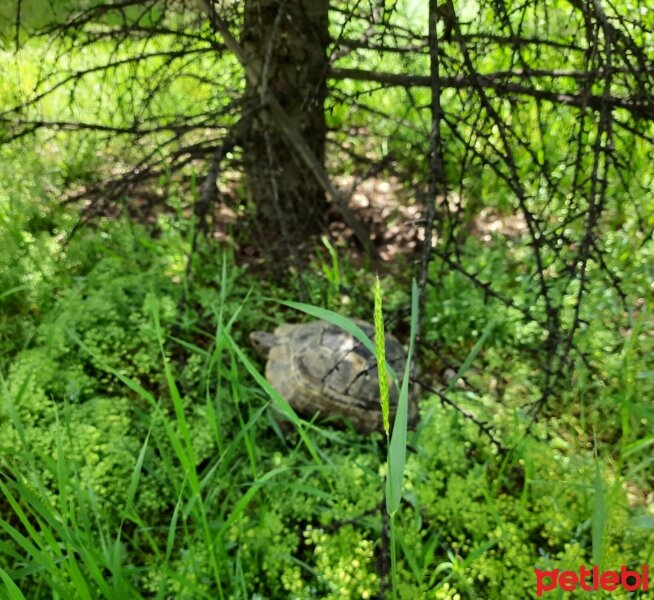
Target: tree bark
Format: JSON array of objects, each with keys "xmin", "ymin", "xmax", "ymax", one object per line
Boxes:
[{"xmin": 242, "ymin": 0, "xmax": 330, "ymax": 244}]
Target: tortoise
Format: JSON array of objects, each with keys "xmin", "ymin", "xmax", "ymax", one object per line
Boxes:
[{"xmin": 250, "ymin": 319, "xmax": 417, "ymax": 433}]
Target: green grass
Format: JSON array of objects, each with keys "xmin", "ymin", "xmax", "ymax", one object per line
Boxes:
[{"xmin": 0, "ymin": 225, "xmax": 650, "ymax": 597}]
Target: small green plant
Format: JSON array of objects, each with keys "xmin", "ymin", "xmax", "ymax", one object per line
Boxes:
[
  {"xmin": 319, "ymin": 235, "xmax": 343, "ymax": 308},
  {"xmin": 374, "ymin": 277, "xmax": 419, "ymax": 598},
  {"xmin": 275, "ymin": 276, "xmax": 420, "ymax": 598}
]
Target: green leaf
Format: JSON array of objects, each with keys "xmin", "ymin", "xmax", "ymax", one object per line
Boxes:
[
  {"xmin": 629, "ymin": 514, "xmax": 654, "ymax": 530},
  {"xmin": 386, "ymin": 279, "xmax": 419, "ymax": 516},
  {"xmin": 591, "ymin": 461, "xmax": 605, "ymax": 568},
  {"xmin": 0, "ymin": 567, "xmax": 27, "ymax": 600},
  {"xmin": 224, "ymin": 328, "xmax": 322, "ymax": 466}
]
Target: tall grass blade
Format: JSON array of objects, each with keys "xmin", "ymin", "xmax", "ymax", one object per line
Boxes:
[
  {"xmin": 223, "ymin": 468, "xmax": 289, "ymax": 530},
  {"xmin": 386, "ymin": 279, "xmax": 419, "ymax": 515},
  {"xmin": 123, "ymin": 432, "xmax": 151, "ymax": 520},
  {"xmin": 591, "ymin": 460, "xmax": 606, "ymax": 568},
  {"xmin": 445, "ymin": 318, "xmax": 495, "ymax": 391},
  {"xmin": 224, "ymin": 329, "xmax": 322, "ymax": 465},
  {"xmin": 0, "ymin": 566, "xmax": 26, "ymax": 600}
]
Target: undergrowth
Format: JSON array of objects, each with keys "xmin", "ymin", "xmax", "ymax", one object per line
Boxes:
[
  {"xmin": 0, "ymin": 210, "xmax": 651, "ymax": 598},
  {"xmin": 0, "ymin": 12, "xmax": 652, "ymax": 599}
]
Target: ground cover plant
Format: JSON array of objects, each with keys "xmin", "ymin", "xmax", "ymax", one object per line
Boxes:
[{"xmin": 1, "ymin": 0, "xmax": 653, "ymax": 598}]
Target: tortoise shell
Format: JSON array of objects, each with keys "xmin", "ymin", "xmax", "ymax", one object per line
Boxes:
[{"xmin": 251, "ymin": 319, "xmax": 416, "ymax": 433}]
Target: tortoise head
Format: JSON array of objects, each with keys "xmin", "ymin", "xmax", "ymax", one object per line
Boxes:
[{"xmin": 249, "ymin": 331, "xmax": 277, "ymax": 357}]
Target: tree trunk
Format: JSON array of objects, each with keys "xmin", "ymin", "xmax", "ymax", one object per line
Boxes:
[{"xmin": 242, "ymin": 0, "xmax": 330, "ymax": 246}]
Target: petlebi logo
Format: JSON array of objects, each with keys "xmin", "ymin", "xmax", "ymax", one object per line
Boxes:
[{"xmin": 534, "ymin": 564, "xmax": 650, "ymax": 596}]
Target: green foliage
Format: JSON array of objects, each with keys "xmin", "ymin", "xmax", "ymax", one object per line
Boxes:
[
  {"xmin": 1, "ymin": 2, "xmax": 652, "ymax": 598},
  {"xmin": 0, "ymin": 145, "xmax": 66, "ymax": 366},
  {"xmin": 0, "ymin": 140, "xmax": 651, "ymax": 598},
  {"xmin": 0, "ymin": 221, "xmax": 651, "ymax": 597},
  {"xmin": 399, "ymin": 401, "xmax": 653, "ymax": 599}
]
